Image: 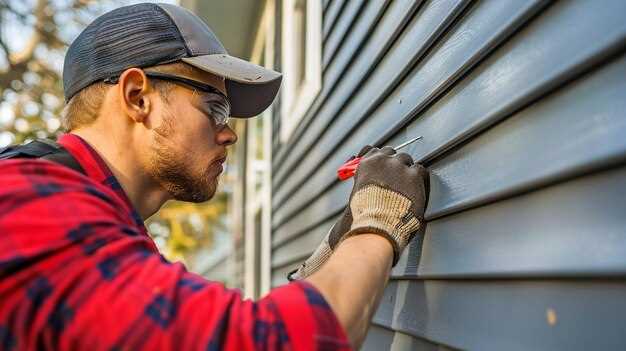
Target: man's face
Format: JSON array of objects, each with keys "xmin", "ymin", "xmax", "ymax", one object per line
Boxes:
[{"xmin": 147, "ymin": 68, "xmax": 237, "ymax": 203}]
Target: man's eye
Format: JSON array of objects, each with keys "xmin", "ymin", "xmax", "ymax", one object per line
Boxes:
[
  {"xmin": 202, "ymin": 100, "xmax": 229, "ymax": 115},
  {"xmin": 211, "ymin": 104, "xmax": 228, "ymax": 116}
]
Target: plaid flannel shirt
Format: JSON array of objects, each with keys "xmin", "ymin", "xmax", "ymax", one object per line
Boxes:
[{"xmin": 0, "ymin": 133, "xmax": 350, "ymax": 350}]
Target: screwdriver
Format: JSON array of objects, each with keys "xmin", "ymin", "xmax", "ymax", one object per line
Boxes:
[{"xmin": 337, "ymin": 136, "xmax": 423, "ymax": 181}]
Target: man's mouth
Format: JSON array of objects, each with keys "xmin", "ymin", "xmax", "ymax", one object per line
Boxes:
[
  {"xmin": 211, "ymin": 156, "xmax": 227, "ymax": 173},
  {"xmin": 214, "ymin": 156, "xmax": 227, "ymax": 165}
]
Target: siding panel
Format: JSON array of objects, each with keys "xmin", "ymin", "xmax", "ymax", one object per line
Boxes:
[
  {"xmin": 273, "ymin": 0, "xmax": 547, "ymax": 227},
  {"xmin": 271, "ymin": 215, "xmax": 337, "ymax": 268},
  {"xmin": 392, "ymin": 165, "xmax": 626, "ymax": 278},
  {"xmin": 322, "ymin": 0, "xmax": 366, "ymax": 68},
  {"xmin": 271, "ymin": 261, "xmax": 298, "ymax": 288},
  {"xmin": 272, "ymin": 177, "xmax": 351, "ymax": 247},
  {"xmin": 269, "ymin": 0, "xmax": 626, "ymax": 349},
  {"xmin": 273, "ymin": 0, "xmax": 467, "ymax": 189},
  {"xmin": 362, "ymin": 325, "xmax": 452, "ymax": 351},
  {"xmin": 323, "ymin": 0, "xmax": 346, "ymax": 40},
  {"xmin": 273, "ymin": 0, "xmax": 421, "ymax": 176},
  {"xmin": 272, "ymin": 0, "xmax": 625, "ymax": 244},
  {"xmin": 361, "ymin": 326, "xmax": 395, "ymax": 351},
  {"xmin": 425, "ymin": 53, "xmax": 626, "ymax": 220},
  {"xmin": 374, "ymin": 279, "xmax": 626, "ymax": 350}
]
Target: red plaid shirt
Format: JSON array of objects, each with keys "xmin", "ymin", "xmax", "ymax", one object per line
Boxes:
[{"xmin": 0, "ymin": 134, "xmax": 350, "ymax": 350}]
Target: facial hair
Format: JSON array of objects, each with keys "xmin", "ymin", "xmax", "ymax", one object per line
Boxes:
[{"xmin": 148, "ymin": 107, "xmax": 217, "ymax": 203}]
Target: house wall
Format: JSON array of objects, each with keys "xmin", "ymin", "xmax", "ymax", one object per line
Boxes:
[{"xmin": 270, "ymin": 0, "xmax": 626, "ymax": 349}]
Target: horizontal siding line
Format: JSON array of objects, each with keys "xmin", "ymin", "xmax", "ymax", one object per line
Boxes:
[
  {"xmin": 323, "ymin": 0, "xmax": 333, "ymax": 14},
  {"xmin": 271, "ymin": 56, "xmax": 626, "ymax": 264},
  {"xmin": 272, "ymin": 154, "xmax": 626, "ymax": 270},
  {"xmin": 372, "ymin": 279, "xmax": 626, "ymax": 350},
  {"xmin": 272, "ymin": 0, "xmax": 548, "ymax": 228},
  {"xmin": 272, "ymin": 0, "xmax": 419, "ymax": 174},
  {"xmin": 272, "ymin": 0, "xmax": 472, "ymax": 209},
  {"xmin": 389, "ymin": 272, "xmax": 626, "ymax": 281},
  {"xmin": 272, "ymin": 0, "xmax": 399, "ymax": 158},
  {"xmin": 271, "ymin": 214, "xmax": 336, "ymax": 266},
  {"xmin": 272, "ymin": 160, "xmax": 626, "ymax": 272},
  {"xmin": 322, "ymin": 0, "xmax": 347, "ymax": 41},
  {"xmin": 270, "ymin": 261, "xmax": 299, "ymax": 288},
  {"xmin": 392, "ymin": 163, "xmax": 626, "ymax": 279},
  {"xmin": 368, "ymin": 322, "xmax": 396, "ymax": 333},
  {"xmin": 368, "ymin": 322, "xmax": 457, "ymax": 350},
  {"xmin": 415, "ymin": 43, "xmax": 626, "ymax": 170},
  {"xmin": 274, "ymin": 0, "xmax": 466, "ymax": 190},
  {"xmin": 422, "ymin": 50, "xmax": 626, "ymax": 220},
  {"xmin": 273, "ymin": 0, "xmax": 626, "ymax": 234},
  {"xmin": 271, "ymin": 252, "xmax": 308, "ymax": 271},
  {"xmin": 322, "ymin": 0, "xmax": 367, "ymax": 69},
  {"xmin": 272, "ymin": 178, "xmax": 351, "ymax": 247},
  {"xmin": 271, "ymin": 202, "xmax": 340, "ymax": 248},
  {"xmin": 273, "ymin": 162, "xmax": 626, "ymax": 275}
]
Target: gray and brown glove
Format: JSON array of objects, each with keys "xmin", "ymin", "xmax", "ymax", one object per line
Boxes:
[{"xmin": 288, "ymin": 145, "xmax": 429, "ymax": 280}]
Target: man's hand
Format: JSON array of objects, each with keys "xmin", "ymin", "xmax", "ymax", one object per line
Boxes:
[
  {"xmin": 288, "ymin": 146, "xmax": 372, "ymax": 281},
  {"xmin": 289, "ymin": 145, "xmax": 428, "ymax": 280},
  {"xmin": 345, "ymin": 145, "xmax": 428, "ymax": 264},
  {"xmin": 303, "ymin": 146, "xmax": 428, "ymax": 348}
]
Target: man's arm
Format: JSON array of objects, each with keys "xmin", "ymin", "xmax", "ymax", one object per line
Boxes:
[
  {"xmin": 0, "ymin": 160, "xmax": 352, "ymax": 350},
  {"xmin": 307, "ymin": 234, "xmax": 393, "ymax": 348},
  {"xmin": 291, "ymin": 146, "xmax": 429, "ymax": 349}
]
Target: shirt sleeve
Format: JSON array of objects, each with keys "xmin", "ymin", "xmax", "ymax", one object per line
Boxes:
[{"xmin": 0, "ymin": 160, "xmax": 351, "ymax": 351}]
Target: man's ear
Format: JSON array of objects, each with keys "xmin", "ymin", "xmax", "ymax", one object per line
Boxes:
[{"xmin": 118, "ymin": 68, "xmax": 152, "ymax": 124}]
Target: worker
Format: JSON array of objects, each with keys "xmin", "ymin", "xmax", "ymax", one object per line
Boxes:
[{"xmin": 0, "ymin": 3, "xmax": 428, "ymax": 350}]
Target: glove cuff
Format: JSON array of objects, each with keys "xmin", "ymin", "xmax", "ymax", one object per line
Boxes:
[
  {"xmin": 287, "ymin": 238, "xmax": 333, "ymax": 280},
  {"xmin": 348, "ymin": 184, "xmax": 421, "ymax": 265}
]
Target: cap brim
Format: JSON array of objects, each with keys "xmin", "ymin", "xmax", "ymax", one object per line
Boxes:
[{"xmin": 182, "ymin": 55, "xmax": 282, "ymax": 118}]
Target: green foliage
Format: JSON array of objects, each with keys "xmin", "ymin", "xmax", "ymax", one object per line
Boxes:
[
  {"xmin": 0, "ymin": 0, "xmax": 173, "ymax": 146},
  {"xmin": 0, "ymin": 0, "xmax": 230, "ymax": 271},
  {"xmin": 0, "ymin": 0, "xmax": 94, "ymax": 144}
]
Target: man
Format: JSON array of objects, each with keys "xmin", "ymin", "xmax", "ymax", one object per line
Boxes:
[{"xmin": 0, "ymin": 3, "xmax": 428, "ymax": 350}]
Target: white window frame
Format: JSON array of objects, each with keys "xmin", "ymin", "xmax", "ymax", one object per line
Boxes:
[
  {"xmin": 244, "ymin": 0, "xmax": 275, "ymax": 299},
  {"xmin": 280, "ymin": 0, "xmax": 322, "ymax": 142}
]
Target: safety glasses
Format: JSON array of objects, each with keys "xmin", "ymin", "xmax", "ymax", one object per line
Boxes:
[{"xmin": 103, "ymin": 72, "xmax": 231, "ymax": 127}]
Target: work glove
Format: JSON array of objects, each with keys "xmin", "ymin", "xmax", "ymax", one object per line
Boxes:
[
  {"xmin": 288, "ymin": 145, "xmax": 428, "ymax": 280},
  {"xmin": 287, "ymin": 146, "xmax": 372, "ymax": 281}
]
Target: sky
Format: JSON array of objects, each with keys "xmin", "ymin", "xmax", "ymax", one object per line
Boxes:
[
  {"xmin": 1, "ymin": 0, "xmax": 178, "ymax": 72},
  {"xmin": 0, "ymin": 0, "xmax": 178, "ymax": 145}
]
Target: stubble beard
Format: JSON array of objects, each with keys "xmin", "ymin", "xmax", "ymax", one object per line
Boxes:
[{"xmin": 149, "ymin": 113, "xmax": 217, "ymax": 203}]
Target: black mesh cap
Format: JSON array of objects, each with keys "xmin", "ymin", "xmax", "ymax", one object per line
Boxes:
[{"xmin": 63, "ymin": 3, "xmax": 282, "ymax": 118}]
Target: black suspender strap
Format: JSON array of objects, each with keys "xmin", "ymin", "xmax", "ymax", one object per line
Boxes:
[{"xmin": 0, "ymin": 139, "xmax": 86, "ymax": 175}]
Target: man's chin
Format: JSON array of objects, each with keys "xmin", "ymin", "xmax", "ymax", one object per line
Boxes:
[
  {"xmin": 172, "ymin": 189, "xmax": 213, "ymax": 203},
  {"xmin": 155, "ymin": 167, "xmax": 220, "ymax": 203},
  {"xmin": 166, "ymin": 180, "xmax": 216, "ymax": 203}
]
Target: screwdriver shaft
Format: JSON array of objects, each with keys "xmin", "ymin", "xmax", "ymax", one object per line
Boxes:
[{"xmin": 394, "ymin": 136, "xmax": 422, "ymax": 151}]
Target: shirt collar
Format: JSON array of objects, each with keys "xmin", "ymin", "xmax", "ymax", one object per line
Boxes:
[{"xmin": 57, "ymin": 133, "xmax": 146, "ymax": 230}]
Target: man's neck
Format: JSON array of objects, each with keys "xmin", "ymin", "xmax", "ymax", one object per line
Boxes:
[{"xmin": 71, "ymin": 129, "xmax": 170, "ymax": 219}]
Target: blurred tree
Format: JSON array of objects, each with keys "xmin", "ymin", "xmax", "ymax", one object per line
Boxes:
[
  {"xmin": 0, "ymin": 0, "xmax": 233, "ymax": 271},
  {"xmin": 0, "ymin": 0, "xmax": 105, "ymax": 144},
  {"xmin": 147, "ymin": 192, "xmax": 230, "ymax": 264}
]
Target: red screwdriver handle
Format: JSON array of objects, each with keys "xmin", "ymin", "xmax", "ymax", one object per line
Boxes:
[
  {"xmin": 337, "ymin": 156, "xmax": 362, "ymax": 180},
  {"xmin": 337, "ymin": 137, "xmax": 422, "ymax": 181}
]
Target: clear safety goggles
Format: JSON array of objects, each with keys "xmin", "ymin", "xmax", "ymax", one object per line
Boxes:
[{"xmin": 104, "ymin": 71, "xmax": 231, "ymax": 127}]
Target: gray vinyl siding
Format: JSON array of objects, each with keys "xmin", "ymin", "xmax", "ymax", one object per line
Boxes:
[{"xmin": 270, "ymin": 0, "xmax": 626, "ymax": 349}]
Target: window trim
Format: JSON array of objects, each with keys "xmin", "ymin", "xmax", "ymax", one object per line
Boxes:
[
  {"xmin": 243, "ymin": 0, "xmax": 275, "ymax": 299},
  {"xmin": 280, "ymin": 0, "xmax": 322, "ymax": 142}
]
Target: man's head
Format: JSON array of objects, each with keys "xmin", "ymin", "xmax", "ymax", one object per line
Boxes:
[
  {"xmin": 64, "ymin": 62, "xmax": 236, "ymax": 202},
  {"xmin": 61, "ymin": 3, "xmax": 281, "ymax": 205}
]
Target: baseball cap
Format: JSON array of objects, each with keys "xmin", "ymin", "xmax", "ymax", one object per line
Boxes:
[{"xmin": 63, "ymin": 3, "xmax": 282, "ymax": 118}]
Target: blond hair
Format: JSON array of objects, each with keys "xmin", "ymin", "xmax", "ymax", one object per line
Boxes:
[{"xmin": 61, "ymin": 62, "xmax": 197, "ymax": 131}]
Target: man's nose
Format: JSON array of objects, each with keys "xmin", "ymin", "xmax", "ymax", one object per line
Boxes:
[{"xmin": 217, "ymin": 124, "xmax": 238, "ymax": 146}]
